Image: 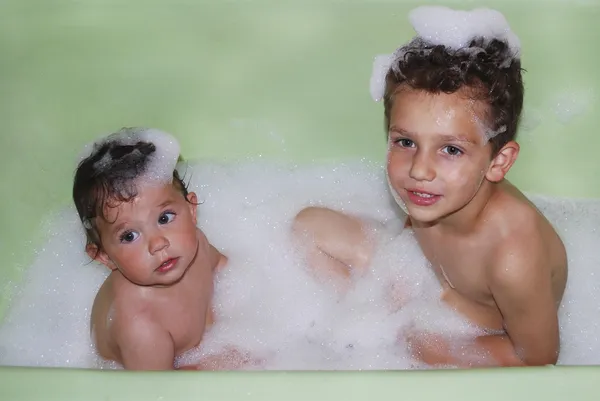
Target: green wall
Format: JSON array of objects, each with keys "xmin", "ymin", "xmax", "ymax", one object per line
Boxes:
[{"xmin": 0, "ymin": 0, "xmax": 598, "ymax": 343}]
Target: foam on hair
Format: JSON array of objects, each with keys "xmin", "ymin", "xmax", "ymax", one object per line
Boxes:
[
  {"xmin": 79, "ymin": 127, "xmax": 180, "ymax": 187},
  {"xmin": 370, "ymin": 6, "xmax": 521, "ymax": 103},
  {"xmin": 408, "ymin": 6, "xmax": 520, "ymax": 59}
]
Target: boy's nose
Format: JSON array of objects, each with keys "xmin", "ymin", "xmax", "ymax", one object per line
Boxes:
[
  {"xmin": 409, "ymin": 151, "xmax": 436, "ymax": 182},
  {"xmin": 149, "ymin": 234, "xmax": 170, "ymax": 255}
]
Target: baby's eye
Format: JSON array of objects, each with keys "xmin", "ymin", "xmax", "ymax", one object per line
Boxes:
[
  {"xmin": 158, "ymin": 211, "xmax": 176, "ymax": 225},
  {"xmin": 120, "ymin": 231, "xmax": 139, "ymax": 243},
  {"xmin": 395, "ymin": 138, "xmax": 415, "ymax": 148},
  {"xmin": 443, "ymin": 146, "xmax": 463, "ymax": 156}
]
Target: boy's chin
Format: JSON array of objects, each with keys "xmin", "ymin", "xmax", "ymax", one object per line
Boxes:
[{"xmin": 404, "ymin": 205, "xmax": 447, "ymax": 225}]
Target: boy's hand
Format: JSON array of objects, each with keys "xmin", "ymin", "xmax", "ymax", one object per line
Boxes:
[
  {"xmin": 405, "ymin": 329, "xmax": 457, "ymax": 367},
  {"xmin": 404, "ymin": 329, "xmax": 524, "ymax": 368},
  {"xmin": 178, "ymin": 347, "xmax": 263, "ymax": 371}
]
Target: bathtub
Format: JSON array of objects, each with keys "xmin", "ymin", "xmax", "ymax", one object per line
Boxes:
[{"xmin": 0, "ymin": 0, "xmax": 598, "ymax": 399}]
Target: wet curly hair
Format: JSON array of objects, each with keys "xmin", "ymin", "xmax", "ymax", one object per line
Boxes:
[
  {"xmin": 383, "ymin": 37, "xmax": 524, "ymax": 155},
  {"xmin": 73, "ymin": 140, "xmax": 190, "ymax": 250}
]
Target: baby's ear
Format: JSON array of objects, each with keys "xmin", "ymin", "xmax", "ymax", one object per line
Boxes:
[
  {"xmin": 486, "ymin": 141, "xmax": 520, "ymax": 182},
  {"xmin": 187, "ymin": 192, "xmax": 198, "ymax": 224},
  {"xmin": 86, "ymin": 243, "xmax": 117, "ymax": 271}
]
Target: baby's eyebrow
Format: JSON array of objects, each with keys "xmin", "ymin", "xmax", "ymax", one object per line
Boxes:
[
  {"xmin": 111, "ymin": 221, "xmax": 128, "ymax": 234},
  {"xmin": 157, "ymin": 199, "xmax": 174, "ymax": 208}
]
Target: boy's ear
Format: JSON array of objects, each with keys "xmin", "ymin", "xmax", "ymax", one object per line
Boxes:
[
  {"xmin": 187, "ymin": 192, "xmax": 198, "ymax": 224},
  {"xmin": 486, "ymin": 141, "xmax": 520, "ymax": 183},
  {"xmin": 86, "ymin": 243, "xmax": 117, "ymax": 271}
]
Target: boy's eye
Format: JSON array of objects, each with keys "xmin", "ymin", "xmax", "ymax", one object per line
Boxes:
[
  {"xmin": 120, "ymin": 231, "xmax": 139, "ymax": 243},
  {"xmin": 443, "ymin": 146, "xmax": 463, "ymax": 156},
  {"xmin": 158, "ymin": 211, "xmax": 176, "ymax": 225},
  {"xmin": 395, "ymin": 138, "xmax": 415, "ymax": 148}
]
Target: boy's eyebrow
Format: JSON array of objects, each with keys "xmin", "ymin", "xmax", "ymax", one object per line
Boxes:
[
  {"xmin": 389, "ymin": 126, "xmax": 476, "ymax": 144},
  {"xmin": 389, "ymin": 126, "xmax": 412, "ymax": 135},
  {"xmin": 438, "ymin": 134, "xmax": 477, "ymax": 145}
]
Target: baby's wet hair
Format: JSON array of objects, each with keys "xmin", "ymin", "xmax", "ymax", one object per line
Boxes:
[
  {"xmin": 73, "ymin": 139, "xmax": 191, "ymax": 250},
  {"xmin": 383, "ymin": 36, "xmax": 524, "ymax": 155}
]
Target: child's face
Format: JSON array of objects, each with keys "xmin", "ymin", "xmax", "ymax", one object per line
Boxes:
[
  {"xmin": 89, "ymin": 182, "xmax": 200, "ymax": 287},
  {"xmin": 386, "ymin": 87, "xmax": 510, "ymax": 223}
]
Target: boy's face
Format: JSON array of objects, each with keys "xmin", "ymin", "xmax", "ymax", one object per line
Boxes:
[
  {"xmin": 386, "ymin": 87, "xmax": 515, "ymax": 224},
  {"xmin": 89, "ymin": 182, "xmax": 200, "ymax": 287}
]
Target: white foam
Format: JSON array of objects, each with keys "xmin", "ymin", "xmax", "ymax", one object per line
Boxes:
[
  {"xmin": 369, "ymin": 54, "xmax": 394, "ymax": 102},
  {"xmin": 1, "ymin": 162, "xmax": 600, "ymax": 369},
  {"xmin": 78, "ymin": 127, "xmax": 181, "ymax": 186},
  {"xmin": 409, "ymin": 6, "xmax": 520, "ymax": 58},
  {"xmin": 369, "ymin": 7, "xmax": 520, "ymax": 103},
  {"xmin": 551, "ymin": 89, "xmax": 595, "ymax": 125}
]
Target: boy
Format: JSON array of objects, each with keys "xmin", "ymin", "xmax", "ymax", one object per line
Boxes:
[
  {"xmin": 73, "ymin": 128, "xmax": 249, "ymax": 370},
  {"xmin": 293, "ymin": 17, "xmax": 568, "ymax": 367}
]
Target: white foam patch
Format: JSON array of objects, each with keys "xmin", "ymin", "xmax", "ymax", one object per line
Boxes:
[
  {"xmin": 520, "ymin": 107, "xmax": 544, "ymax": 134},
  {"xmin": 409, "ymin": 6, "xmax": 520, "ymax": 58},
  {"xmin": 1, "ymin": 162, "xmax": 600, "ymax": 369},
  {"xmin": 551, "ymin": 89, "xmax": 595, "ymax": 125},
  {"xmin": 78, "ymin": 127, "xmax": 180, "ymax": 186},
  {"xmin": 369, "ymin": 7, "xmax": 520, "ymax": 103},
  {"xmin": 369, "ymin": 54, "xmax": 394, "ymax": 102}
]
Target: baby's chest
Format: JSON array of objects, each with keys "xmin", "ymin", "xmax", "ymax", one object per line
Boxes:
[{"xmin": 160, "ymin": 287, "xmax": 212, "ymax": 343}]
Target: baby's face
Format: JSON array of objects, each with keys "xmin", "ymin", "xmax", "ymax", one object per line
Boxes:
[
  {"xmin": 386, "ymin": 87, "xmax": 496, "ymax": 223},
  {"xmin": 93, "ymin": 182, "xmax": 200, "ymax": 287}
]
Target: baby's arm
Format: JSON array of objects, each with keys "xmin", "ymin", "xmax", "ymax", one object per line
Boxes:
[
  {"xmin": 292, "ymin": 207, "xmax": 377, "ymax": 278},
  {"xmin": 115, "ymin": 316, "xmax": 175, "ymax": 370}
]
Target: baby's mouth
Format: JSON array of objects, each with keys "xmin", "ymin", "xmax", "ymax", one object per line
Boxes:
[{"xmin": 156, "ymin": 257, "xmax": 180, "ymax": 273}]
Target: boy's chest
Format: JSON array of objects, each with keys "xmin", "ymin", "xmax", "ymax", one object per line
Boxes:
[
  {"xmin": 415, "ymin": 230, "xmax": 505, "ymax": 330},
  {"xmin": 415, "ymin": 230, "xmax": 492, "ymax": 299}
]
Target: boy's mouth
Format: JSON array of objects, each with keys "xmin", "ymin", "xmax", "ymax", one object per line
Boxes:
[
  {"xmin": 156, "ymin": 257, "xmax": 180, "ymax": 273},
  {"xmin": 405, "ymin": 189, "xmax": 442, "ymax": 206}
]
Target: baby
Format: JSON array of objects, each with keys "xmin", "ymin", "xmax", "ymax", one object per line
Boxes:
[
  {"xmin": 293, "ymin": 7, "xmax": 568, "ymax": 367},
  {"xmin": 73, "ymin": 127, "xmax": 243, "ymax": 370}
]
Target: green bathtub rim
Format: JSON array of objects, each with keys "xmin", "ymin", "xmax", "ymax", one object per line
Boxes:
[
  {"xmin": 2, "ymin": 0, "xmax": 600, "ymax": 399},
  {"xmin": 1, "ymin": 365, "xmax": 599, "ymax": 401}
]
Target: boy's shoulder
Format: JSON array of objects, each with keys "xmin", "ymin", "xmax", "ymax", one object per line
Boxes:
[{"xmin": 484, "ymin": 181, "xmax": 566, "ymax": 286}]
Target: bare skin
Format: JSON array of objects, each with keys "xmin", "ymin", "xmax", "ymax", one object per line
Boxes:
[
  {"xmin": 90, "ymin": 239, "xmax": 227, "ymax": 370},
  {"xmin": 293, "ymin": 88, "xmax": 568, "ymax": 368},
  {"xmin": 87, "ymin": 182, "xmax": 253, "ymax": 370}
]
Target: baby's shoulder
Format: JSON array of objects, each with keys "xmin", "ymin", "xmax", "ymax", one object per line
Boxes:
[{"xmin": 108, "ymin": 277, "xmax": 159, "ymax": 326}]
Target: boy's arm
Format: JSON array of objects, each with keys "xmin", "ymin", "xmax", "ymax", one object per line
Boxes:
[
  {"xmin": 116, "ymin": 316, "xmax": 175, "ymax": 370},
  {"xmin": 408, "ymin": 243, "xmax": 559, "ymax": 368},
  {"xmin": 488, "ymin": 245, "xmax": 560, "ymax": 366}
]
